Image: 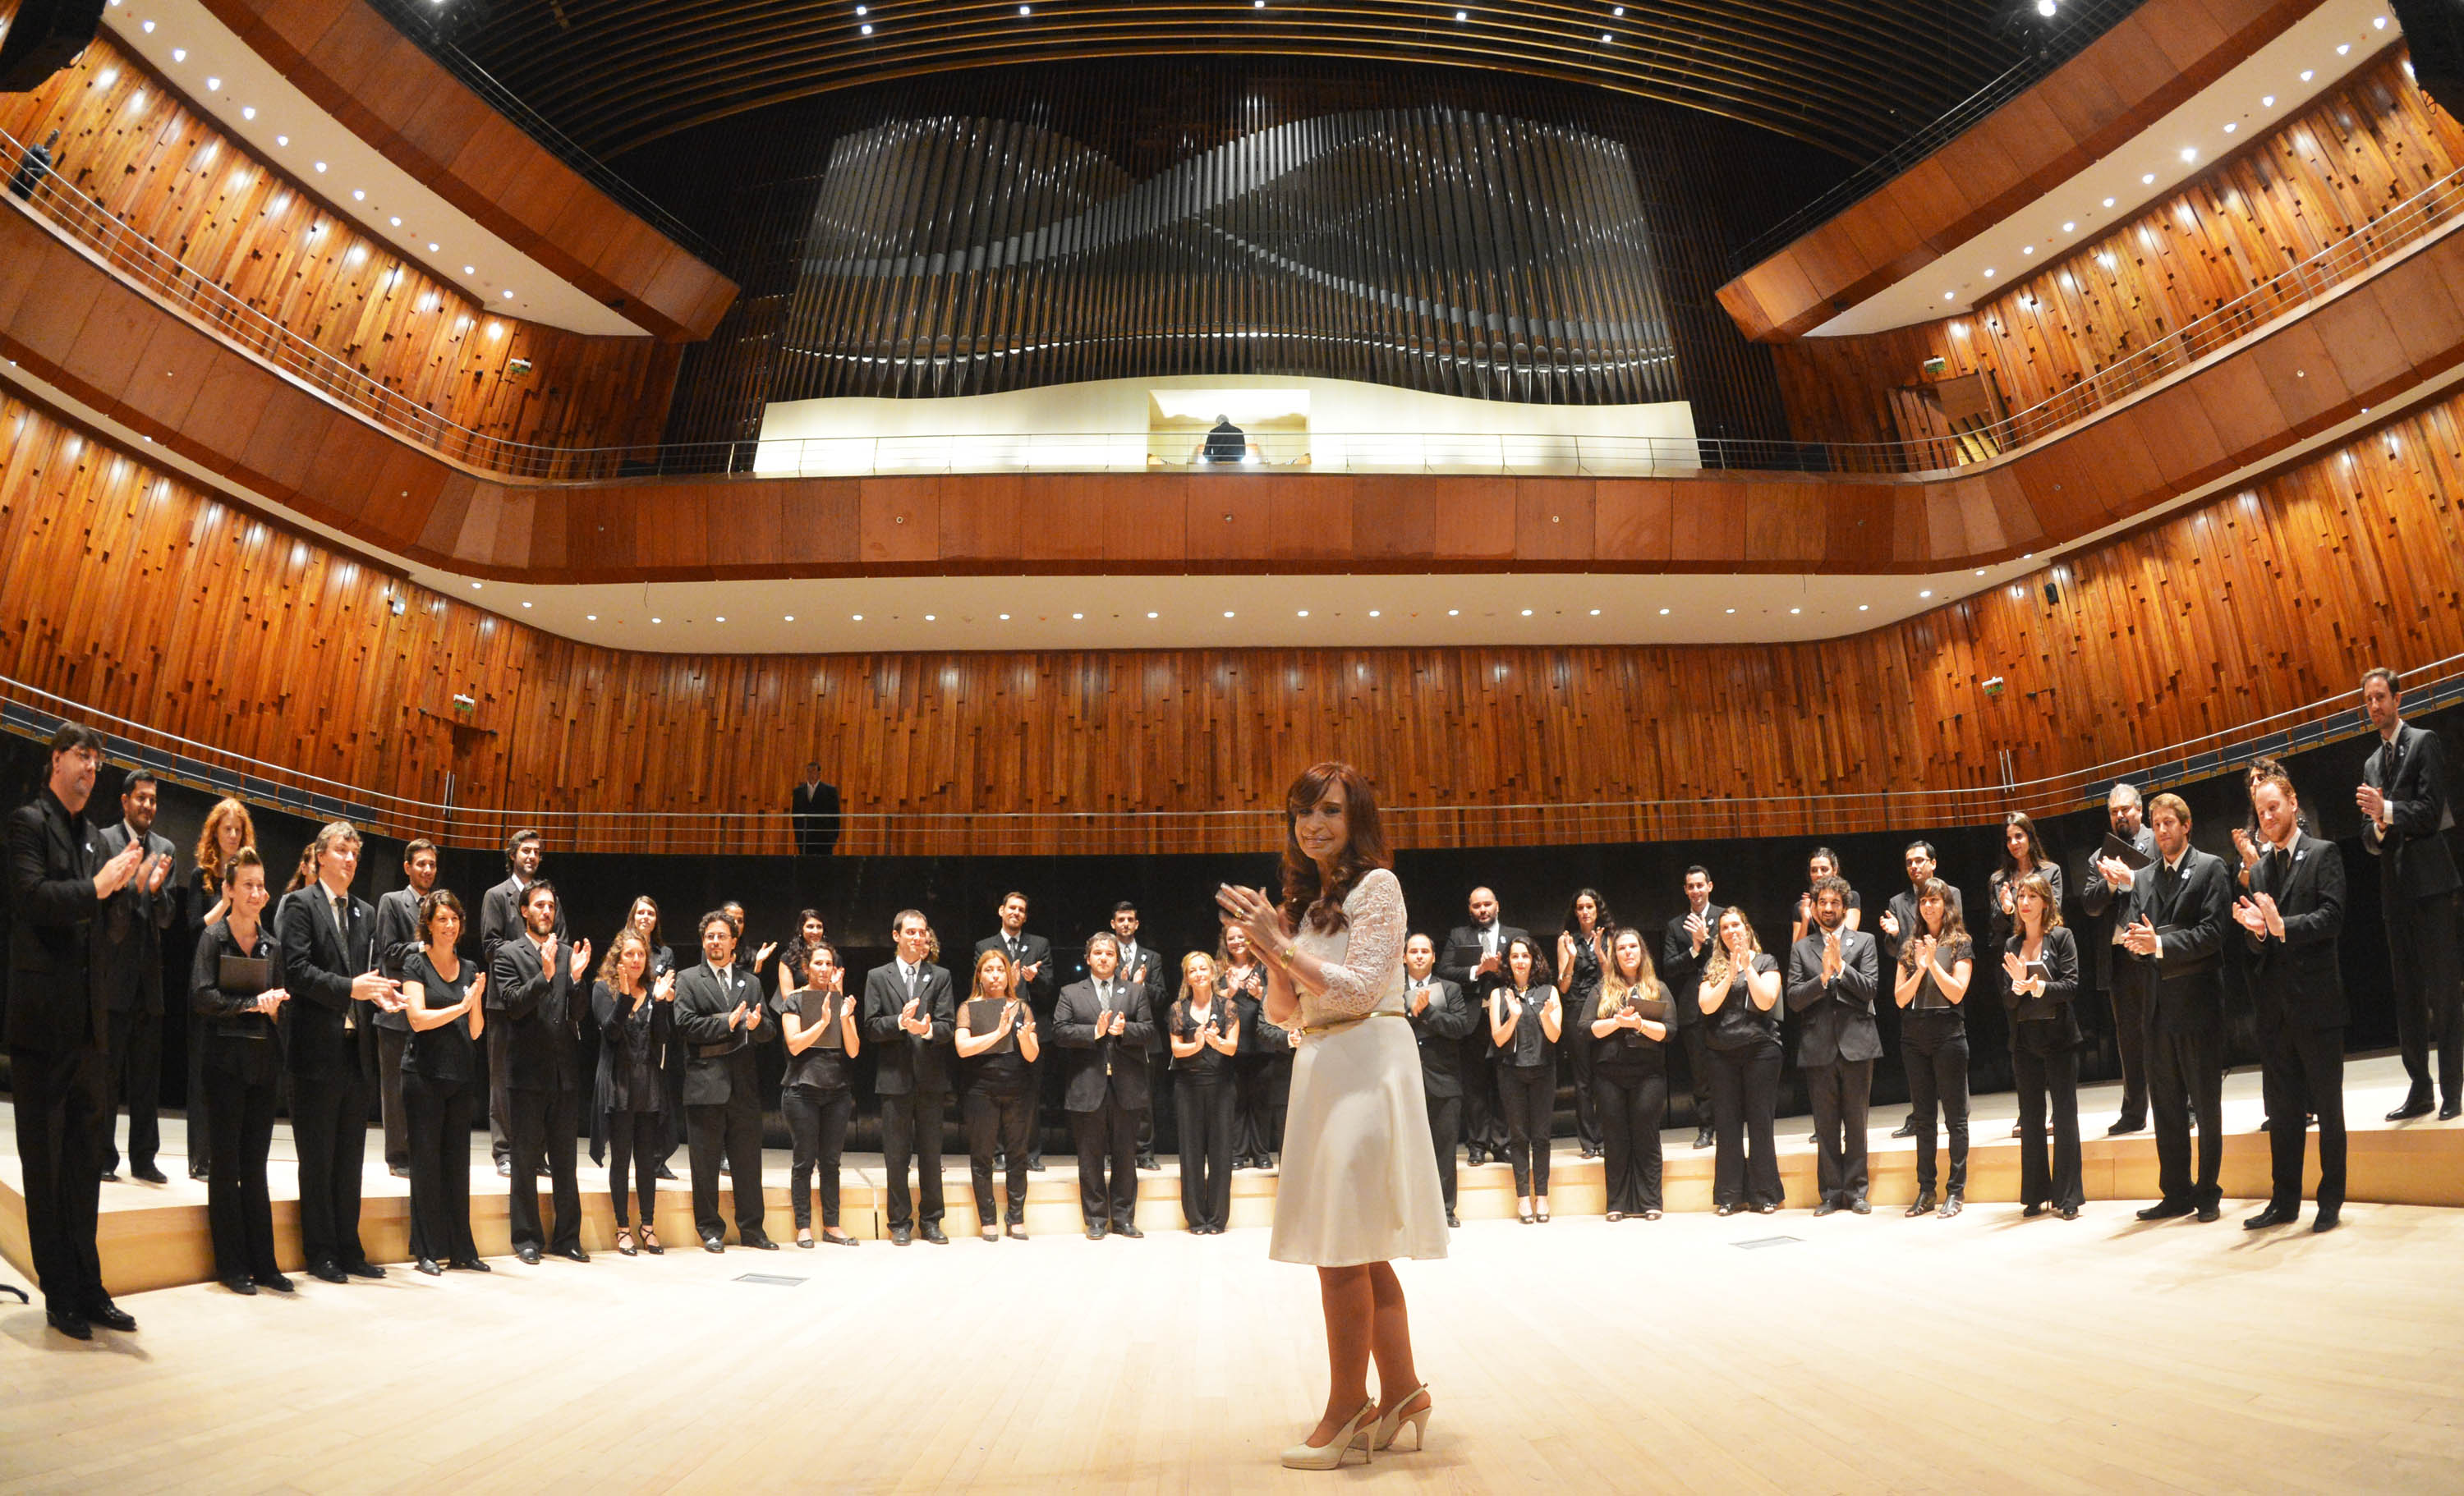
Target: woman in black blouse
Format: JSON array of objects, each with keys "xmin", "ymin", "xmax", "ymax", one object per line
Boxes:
[
  {"xmin": 1488, "ymin": 934, "xmax": 1563, "ymax": 1223},
  {"xmin": 775, "ymin": 909, "xmax": 829, "ymax": 999},
  {"xmin": 1170, "ymin": 950, "xmax": 1243, "ymax": 1233},
  {"xmin": 592, "ymin": 929, "xmax": 675, "ymax": 1256},
  {"xmin": 1588, "ymin": 927, "xmax": 1671, "ymax": 1221},
  {"xmin": 955, "ymin": 948, "xmax": 1040, "ymax": 1241},
  {"xmin": 777, "ymin": 942, "xmax": 863, "ymax": 1246},
  {"xmin": 1555, "ymin": 888, "xmax": 1613, "ymax": 1160},
  {"xmin": 1221, "ymin": 925, "xmax": 1289, "ymax": 1169},
  {"xmin": 1791, "ymin": 847, "xmax": 1864, "ymax": 947},
  {"xmin": 1891, "ymin": 878, "xmax": 1974, "ymax": 1218},
  {"xmin": 2002, "ymin": 873, "xmax": 2085, "ymax": 1219},
  {"xmin": 1699, "ymin": 908, "xmax": 1783, "ymax": 1215},
  {"xmin": 623, "ymin": 896, "xmax": 677, "ymax": 979},
  {"xmin": 189, "ymin": 847, "xmax": 291, "ymax": 1294},
  {"xmin": 182, "ymin": 796, "xmax": 256, "ymax": 1182},
  {"xmin": 401, "ymin": 888, "xmax": 488, "ymax": 1274}
]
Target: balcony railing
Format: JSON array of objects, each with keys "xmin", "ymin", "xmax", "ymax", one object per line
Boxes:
[
  {"xmin": 7, "ymin": 122, "xmax": 2459, "ymax": 486},
  {"xmin": 7, "ymin": 659, "xmax": 2457, "ymax": 858}
]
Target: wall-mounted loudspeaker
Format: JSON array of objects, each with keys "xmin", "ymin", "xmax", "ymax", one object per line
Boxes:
[
  {"xmin": 0, "ymin": 0, "xmax": 108, "ymax": 94},
  {"xmin": 2393, "ymin": 1, "xmax": 2464, "ymax": 119}
]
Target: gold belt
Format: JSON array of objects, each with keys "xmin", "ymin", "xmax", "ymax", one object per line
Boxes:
[{"xmin": 1298, "ymin": 1010, "xmax": 1407, "ymax": 1039}]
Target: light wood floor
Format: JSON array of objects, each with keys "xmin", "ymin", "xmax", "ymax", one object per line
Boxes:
[{"xmin": 2, "ymin": 1189, "xmax": 2460, "ymax": 1493}]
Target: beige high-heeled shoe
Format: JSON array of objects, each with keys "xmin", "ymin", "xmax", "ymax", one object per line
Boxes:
[
  {"xmin": 1372, "ymin": 1384, "xmax": 1432, "ymax": 1452},
  {"xmin": 1280, "ymin": 1401, "xmax": 1376, "ymax": 1470}
]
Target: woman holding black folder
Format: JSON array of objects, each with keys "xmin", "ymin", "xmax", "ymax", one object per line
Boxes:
[
  {"xmin": 1170, "ymin": 950, "xmax": 1243, "ymax": 1233},
  {"xmin": 1588, "ymin": 928, "xmax": 1671, "ymax": 1220},
  {"xmin": 1488, "ymin": 934, "xmax": 1562, "ymax": 1223},
  {"xmin": 400, "ymin": 888, "xmax": 487, "ymax": 1273},
  {"xmin": 776, "ymin": 940, "xmax": 862, "ymax": 1246},
  {"xmin": 2003, "ymin": 874, "xmax": 2085, "ymax": 1218},
  {"xmin": 592, "ymin": 929, "xmax": 674, "ymax": 1256},
  {"xmin": 955, "ymin": 948, "xmax": 1039, "ymax": 1241},
  {"xmin": 189, "ymin": 848, "xmax": 292, "ymax": 1294}
]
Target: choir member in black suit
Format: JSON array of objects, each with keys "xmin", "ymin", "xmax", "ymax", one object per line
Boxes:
[
  {"xmin": 400, "ymin": 889, "xmax": 486, "ymax": 1274},
  {"xmin": 91, "ymin": 770, "xmax": 177, "ymax": 1184},
  {"xmin": 1437, "ymin": 887, "xmax": 1524, "ymax": 1165},
  {"xmin": 865, "ymin": 909, "xmax": 958, "ymax": 1245},
  {"xmin": 2003, "ymin": 873, "xmax": 2085, "ymax": 1218},
  {"xmin": 1554, "ymin": 890, "xmax": 1612, "ymax": 1159},
  {"xmin": 1660, "ymin": 867, "xmax": 1725, "ymax": 1151},
  {"xmin": 1487, "ymin": 934, "xmax": 1562, "ymax": 1223},
  {"xmin": 1787, "ymin": 877, "xmax": 1882, "ymax": 1215},
  {"xmin": 488, "ymin": 881, "xmax": 594, "ymax": 1264},
  {"xmin": 278, "ymin": 820, "xmax": 397, "ymax": 1283},
  {"xmin": 1055, "ymin": 932, "xmax": 1154, "ymax": 1238},
  {"xmin": 777, "ymin": 941, "xmax": 862, "ymax": 1247},
  {"xmin": 1878, "ymin": 842, "xmax": 1963, "ymax": 1140},
  {"xmin": 977, "ymin": 892, "xmax": 1055, "ymax": 1171},
  {"xmin": 1110, "ymin": 902, "xmax": 1171, "ymax": 1171},
  {"xmin": 2124, "ymin": 794, "xmax": 2233, "ymax": 1223},
  {"xmin": 957, "ymin": 947, "xmax": 1043, "ymax": 1241},
  {"xmin": 1588, "ymin": 928, "xmax": 1671, "ymax": 1221},
  {"xmin": 591, "ymin": 929, "xmax": 673, "ymax": 1258},
  {"xmin": 673, "ymin": 911, "xmax": 779, "ymax": 1251},
  {"xmin": 1167, "ymin": 950, "xmax": 1239, "ymax": 1234},
  {"xmin": 2082, "ymin": 783, "xmax": 2159, "ymax": 1136},
  {"xmin": 2356, "ymin": 667, "xmax": 2464, "ymax": 1120},
  {"xmin": 189, "ymin": 847, "xmax": 293, "ymax": 1294},
  {"xmin": 1699, "ymin": 907, "xmax": 1783, "ymax": 1216},
  {"xmin": 1891, "ymin": 879, "xmax": 1974, "ymax": 1217},
  {"xmin": 791, "ymin": 761, "xmax": 841, "ymax": 856},
  {"xmin": 180, "ymin": 796, "xmax": 256, "ymax": 1181},
  {"xmin": 479, "ymin": 830, "xmax": 561, "ymax": 1177},
  {"xmin": 369, "ymin": 839, "xmax": 439, "ymax": 1180},
  {"xmin": 2237, "ymin": 769, "xmax": 2350, "ymax": 1232},
  {"xmin": 721, "ymin": 901, "xmax": 779, "ymax": 986},
  {"xmin": 1222, "ymin": 924, "xmax": 1290, "ymax": 1169},
  {"xmin": 623, "ymin": 895, "xmax": 684, "ymax": 1178},
  {"xmin": 1402, "ymin": 932, "xmax": 1475, "ymax": 1226}
]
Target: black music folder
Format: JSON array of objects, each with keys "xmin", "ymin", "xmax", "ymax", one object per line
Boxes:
[
  {"xmin": 2099, "ymin": 832, "xmax": 2155, "ymax": 870},
  {"xmin": 963, "ymin": 998, "xmax": 1018, "ymax": 1053}
]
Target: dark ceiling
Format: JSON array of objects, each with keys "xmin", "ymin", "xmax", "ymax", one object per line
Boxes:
[{"xmin": 416, "ymin": 0, "xmax": 2111, "ymax": 165}]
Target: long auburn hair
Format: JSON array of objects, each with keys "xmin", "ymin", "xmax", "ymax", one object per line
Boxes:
[
  {"xmin": 598, "ymin": 927, "xmax": 652, "ymax": 990},
  {"xmin": 193, "ymin": 797, "xmax": 256, "ymax": 888},
  {"xmin": 1278, "ymin": 761, "xmax": 1393, "ymax": 934},
  {"xmin": 968, "ymin": 947, "xmax": 1017, "ymax": 1003},
  {"xmin": 1598, "ymin": 927, "xmax": 1660, "ymax": 1019}
]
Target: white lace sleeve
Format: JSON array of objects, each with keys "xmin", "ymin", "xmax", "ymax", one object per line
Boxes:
[{"xmin": 1316, "ymin": 869, "xmax": 1406, "ymax": 1020}]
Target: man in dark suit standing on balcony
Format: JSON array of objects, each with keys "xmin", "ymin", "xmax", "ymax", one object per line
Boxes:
[
  {"xmin": 2356, "ymin": 667, "xmax": 2463, "ymax": 1121},
  {"xmin": 90, "ymin": 770, "xmax": 177, "ymax": 1184},
  {"xmin": 791, "ymin": 762, "xmax": 841, "ymax": 856}
]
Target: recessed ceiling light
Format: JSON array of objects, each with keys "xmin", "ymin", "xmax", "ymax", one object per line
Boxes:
[
  {"xmin": 2223, "ymin": 122, "xmax": 2237, "ymax": 134},
  {"xmin": 999, "ymin": 613, "xmax": 1010, "ymax": 620},
  {"xmin": 205, "ymin": 75, "xmax": 220, "ymax": 89},
  {"xmin": 2300, "ymin": 68, "xmax": 2314, "ymax": 81},
  {"xmin": 1943, "ymin": 291, "xmax": 1956, "ymax": 301},
  {"xmin": 1725, "ymin": 608, "xmax": 1736, "ymax": 614},
  {"xmin": 1983, "ymin": 267, "xmax": 1996, "ymax": 278},
  {"xmin": 1447, "ymin": 608, "xmax": 1460, "ymax": 617},
  {"xmin": 2103, "ymin": 195, "xmax": 2117, "ymax": 207},
  {"xmin": 785, "ymin": 614, "xmax": 796, "ymax": 622},
  {"xmin": 2022, "ymin": 245, "xmax": 2035, "ymax": 255},
  {"xmin": 853, "ymin": 613, "xmax": 863, "ymax": 621},
  {"xmin": 427, "ymin": 242, "xmax": 439, "ymax": 252},
  {"xmin": 652, "ymin": 617, "xmax": 662, "ymax": 624},
  {"xmin": 2179, "ymin": 147, "xmax": 2197, "ymax": 163},
  {"xmin": 2375, "ymin": 16, "xmax": 2388, "ymax": 28},
  {"xmin": 1073, "ymin": 612, "xmax": 1085, "ymax": 620},
  {"xmin": 276, "ymin": 135, "xmax": 288, "ymax": 146},
  {"xmin": 172, "ymin": 48, "xmax": 186, "ymax": 62},
  {"xmin": 585, "ymin": 613, "xmax": 597, "ymax": 621},
  {"xmin": 2142, "ymin": 172, "xmax": 2156, "ymax": 184},
  {"xmin": 141, "ymin": 18, "xmax": 154, "ymax": 30},
  {"xmin": 860, "ymin": 22, "xmax": 871, "ymax": 31},
  {"xmin": 1919, "ymin": 590, "xmax": 1933, "ymax": 599},
  {"xmin": 241, "ymin": 106, "xmax": 255, "ymax": 120},
  {"xmin": 352, "ymin": 189, "xmax": 365, "ymax": 200},
  {"xmin": 471, "ymin": 581, "xmax": 482, "ymax": 590},
  {"xmin": 1859, "ymin": 603, "xmax": 1869, "ymax": 611},
  {"xmin": 389, "ymin": 216, "xmax": 401, "ymax": 226},
  {"xmin": 2062, "ymin": 221, "xmax": 2075, "ymax": 232},
  {"xmin": 1658, "ymin": 607, "xmax": 1671, "ymax": 615},
  {"xmin": 521, "ymin": 600, "xmax": 532, "ymax": 608},
  {"xmin": 1224, "ymin": 610, "xmax": 1236, "ymax": 618},
  {"xmin": 1600, "ymin": 32, "xmax": 1611, "ymax": 42},
  {"xmin": 1455, "ymin": 7, "xmax": 1465, "ymax": 16},
  {"xmin": 2263, "ymin": 94, "xmax": 2275, "ymax": 107},
  {"xmin": 1614, "ymin": 4, "xmax": 1624, "ymax": 11},
  {"xmin": 1520, "ymin": 608, "xmax": 1533, "ymax": 616},
  {"xmin": 2337, "ymin": 43, "xmax": 2350, "ymax": 55},
  {"xmin": 463, "ymin": 265, "xmax": 476, "ymax": 274},
  {"xmin": 1018, "ymin": 4, "xmax": 1029, "ymax": 12},
  {"xmin": 1975, "ymin": 568, "xmax": 1987, "ymax": 576},
  {"xmin": 1368, "ymin": 609, "xmax": 1380, "ymax": 617},
  {"xmin": 1589, "ymin": 608, "xmax": 1601, "ymax": 615},
  {"xmin": 315, "ymin": 161, "xmax": 327, "ymax": 172},
  {"xmin": 856, "ymin": 3, "xmax": 867, "ymax": 11},
  {"xmin": 502, "ymin": 290, "xmax": 513, "ymax": 299}
]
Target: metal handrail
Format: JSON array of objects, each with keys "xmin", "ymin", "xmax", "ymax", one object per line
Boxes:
[
  {"xmin": 7, "ymin": 654, "xmax": 2456, "ymax": 856},
  {"xmin": 8, "ymin": 122, "xmax": 2457, "ymax": 485}
]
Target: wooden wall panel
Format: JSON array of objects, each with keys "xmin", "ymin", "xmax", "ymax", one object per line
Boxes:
[
  {"xmin": 7, "ymin": 381, "xmax": 2464, "ymax": 855},
  {"xmin": 1774, "ymin": 52, "xmax": 2464, "ymax": 446},
  {"xmin": 0, "ymin": 22, "xmax": 679, "ymax": 457}
]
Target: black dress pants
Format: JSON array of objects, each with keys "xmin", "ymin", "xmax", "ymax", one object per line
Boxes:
[
  {"xmin": 186, "ymin": 1026, "xmax": 212, "ymax": 1177},
  {"xmin": 1462, "ymin": 1031, "xmax": 1507, "ymax": 1151},
  {"xmin": 1903, "ymin": 1028, "xmax": 1970, "ymax": 1196},
  {"xmin": 486, "ymin": 1022, "xmax": 513, "ymax": 1166},
  {"xmin": 375, "ymin": 1026, "xmax": 410, "ymax": 1171},
  {"xmin": 1174, "ymin": 1077, "xmax": 1235, "ymax": 1230},
  {"xmin": 2107, "ymin": 958, "xmax": 2155, "ymax": 1125},
  {"xmin": 101, "ymin": 1006, "xmax": 162, "ymax": 1174},
  {"xmin": 687, "ymin": 1088, "xmax": 767, "ymax": 1242},
  {"xmin": 508, "ymin": 1085, "xmax": 582, "ymax": 1254},
  {"xmin": 780, "ymin": 1085, "xmax": 852, "ymax": 1231},
  {"xmin": 203, "ymin": 1058, "xmax": 280, "ymax": 1280},
  {"xmin": 1593, "ymin": 1062, "xmax": 1666, "ymax": 1214},
  {"xmin": 879, "ymin": 1089, "xmax": 948, "ymax": 1230},
  {"xmin": 2147, "ymin": 1024, "xmax": 2223, "ymax": 1207},
  {"xmin": 1496, "ymin": 1062, "xmax": 1555, "ymax": 1198},
  {"xmin": 402, "ymin": 1072, "xmax": 476, "ymax": 1262},
  {"xmin": 1804, "ymin": 1057, "xmax": 1874, "ymax": 1206},
  {"xmin": 1423, "ymin": 1090, "xmax": 1462, "ymax": 1212},
  {"xmin": 605, "ymin": 1108, "xmax": 665, "ymax": 1230},
  {"xmin": 2388, "ymin": 890, "xmax": 2463, "ymax": 1102},
  {"xmin": 2011, "ymin": 1043, "xmax": 2084, "ymax": 1210},
  {"xmin": 964, "ymin": 1085, "xmax": 1034, "ymax": 1227},
  {"xmin": 290, "ymin": 1065, "xmax": 370, "ymax": 1269},
  {"xmin": 1680, "ymin": 1024, "xmax": 1716, "ymax": 1133},
  {"xmin": 9, "ymin": 1044, "xmax": 108, "ymax": 1314},
  {"xmin": 1707, "ymin": 1042, "xmax": 1781, "ymax": 1209},
  {"xmin": 1071, "ymin": 1104, "xmax": 1141, "ymax": 1228},
  {"xmin": 2260, "ymin": 1016, "xmax": 2347, "ymax": 1212},
  {"xmin": 1560, "ymin": 1021, "xmax": 1602, "ymax": 1153}
]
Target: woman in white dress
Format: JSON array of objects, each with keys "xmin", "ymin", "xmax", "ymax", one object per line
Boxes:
[{"xmin": 1217, "ymin": 763, "xmax": 1448, "ymax": 1471}]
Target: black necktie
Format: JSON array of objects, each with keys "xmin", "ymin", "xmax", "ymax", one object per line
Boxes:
[{"xmin": 2264, "ymin": 848, "xmax": 2288, "ymax": 897}]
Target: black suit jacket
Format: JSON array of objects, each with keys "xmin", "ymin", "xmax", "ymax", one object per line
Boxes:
[
  {"xmin": 791, "ymin": 779, "xmax": 842, "ymax": 855},
  {"xmin": 1658, "ymin": 905, "xmax": 1725, "ymax": 1029},
  {"xmin": 1404, "ymin": 977, "xmax": 1478, "ymax": 1095},
  {"xmin": 2140, "ymin": 847, "xmax": 2232, "ymax": 1037},
  {"xmin": 977, "ymin": 931, "xmax": 1055, "ymax": 1011},
  {"xmin": 2079, "ymin": 824, "xmax": 2158, "ymax": 989},
  {"xmin": 90, "ymin": 821, "xmax": 176, "ymax": 1015},
  {"xmin": 2364, "ymin": 723, "xmax": 2462, "ymax": 902},
  {"xmin": 1783, "ymin": 928, "xmax": 1882, "ymax": 1067},
  {"xmin": 2004, "ymin": 925, "xmax": 2084, "ymax": 1054},
  {"xmin": 4, "ymin": 789, "xmax": 108, "ymax": 1053},
  {"xmin": 1110, "ymin": 941, "xmax": 1169, "ymax": 1053},
  {"xmin": 671, "ymin": 961, "xmax": 771, "ymax": 1107},
  {"xmin": 863, "ymin": 961, "xmax": 956, "ymax": 1095},
  {"xmin": 1054, "ymin": 978, "xmax": 1156, "ymax": 1112},
  {"xmin": 2243, "ymin": 833, "xmax": 2347, "ymax": 1031},
  {"xmin": 478, "ymin": 873, "xmax": 566, "ymax": 970},
  {"xmin": 1437, "ymin": 922, "xmax": 1527, "ymax": 1042},
  {"xmin": 276, "ymin": 881, "xmax": 379, "ymax": 1079},
  {"xmin": 369, "ymin": 886, "xmax": 428, "ymax": 1033},
  {"xmin": 487, "ymin": 935, "xmax": 584, "ymax": 1093}
]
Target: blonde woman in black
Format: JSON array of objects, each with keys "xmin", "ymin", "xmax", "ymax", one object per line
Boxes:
[
  {"xmin": 1170, "ymin": 950, "xmax": 1243, "ymax": 1232},
  {"xmin": 1699, "ymin": 908, "xmax": 1783, "ymax": 1215},
  {"xmin": 1588, "ymin": 927, "xmax": 1671, "ymax": 1220},
  {"xmin": 1487, "ymin": 934, "xmax": 1563, "ymax": 1223},
  {"xmin": 955, "ymin": 947, "xmax": 1040, "ymax": 1241}
]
